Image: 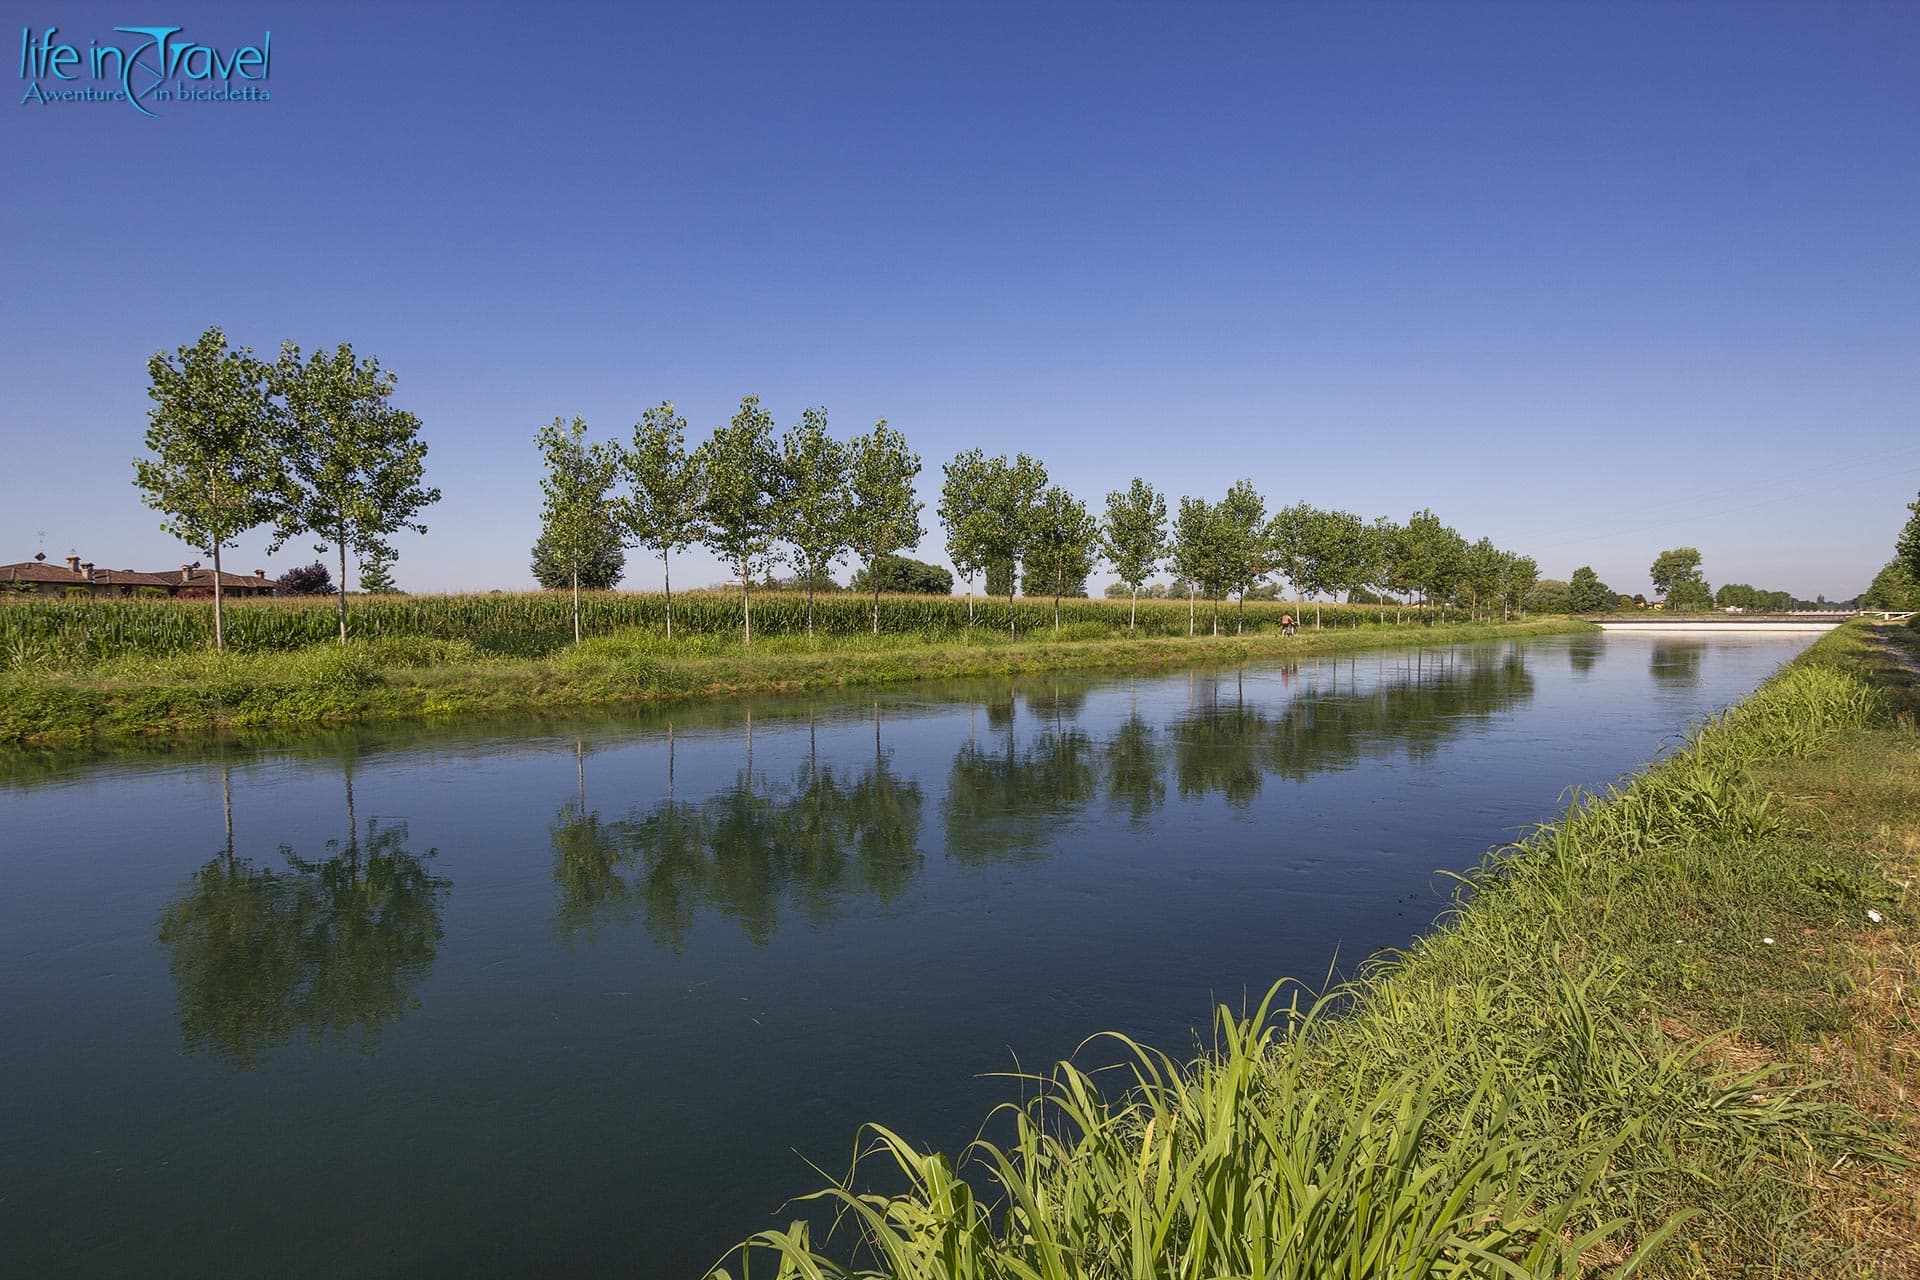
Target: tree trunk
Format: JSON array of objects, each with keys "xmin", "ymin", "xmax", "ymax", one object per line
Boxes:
[
  {"xmin": 211, "ymin": 542, "xmax": 226, "ymax": 652},
  {"xmin": 572, "ymin": 568, "xmax": 582, "ymax": 644},
  {"xmin": 872, "ymin": 564, "xmax": 881, "ymax": 636},
  {"xmin": 1236, "ymin": 592, "xmax": 1244, "ymax": 635},
  {"xmin": 1130, "ymin": 585, "xmax": 1138, "ymax": 632},
  {"xmin": 1211, "ymin": 593, "xmax": 1220, "ymax": 636},
  {"xmin": 663, "ymin": 550, "xmax": 673, "ymax": 640},
  {"xmin": 806, "ymin": 579, "xmax": 815, "ymax": 638},
  {"xmin": 1008, "ymin": 585, "xmax": 1017, "ymax": 639},
  {"xmin": 1188, "ymin": 586, "xmax": 1195, "ymax": 637},
  {"xmin": 966, "ymin": 574, "xmax": 975, "ymax": 624},
  {"xmin": 1314, "ymin": 600, "xmax": 1322, "ymax": 630},
  {"xmin": 742, "ymin": 573, "xmax": 752, "ymax": 647},
  {"xmin": 1052, "ymin": 588, "xmax": 1061, "ymax": 632},
  {"xmin": 336, "ymin": 527, "xmax": 349, "ymax": 643}
]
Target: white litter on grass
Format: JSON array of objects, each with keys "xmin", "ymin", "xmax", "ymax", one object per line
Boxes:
[
  {"xmin": 1762, "ymin": 937, "xmax": 1775, "ymax": 945},
  {"xmin": 1866, "ymin": 908, "xmax": 1884, "ymax": 924}
]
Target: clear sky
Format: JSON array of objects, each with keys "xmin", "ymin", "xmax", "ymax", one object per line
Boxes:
[{"xmin": 6, "ymin": 1, "xmax": 1916, "ymax": 601}]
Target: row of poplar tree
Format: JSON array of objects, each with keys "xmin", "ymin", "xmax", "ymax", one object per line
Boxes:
[
  {"xmin": 537, "ymin": 398, "xmax": 1545, "ymax": 644},
  {"xmin": 133, "ymin": 327, "xmax": 440, "ymax": 649}
]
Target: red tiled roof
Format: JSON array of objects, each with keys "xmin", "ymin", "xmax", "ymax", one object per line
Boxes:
[{"xmin": 2, "ymin": 561, "xmax": 88, "ymax": 584}]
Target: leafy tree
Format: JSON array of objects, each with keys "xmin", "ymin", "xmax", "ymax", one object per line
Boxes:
[
  {"xmin": 1648, "ymin": 547, "xmax": 1705, "ymax": 602},
  {"xmin": 846, "ymin": 419, "xmax": 923, "ymax": 635},
  {"xmin": 1501, "ymin": 554, "xmax": 1539, "ymax": 619},
  {"xmin": 132, "ymin": 325, "xmax": 281, "ymax": 651},
  {"xmin": 972, "ymin": 453, "xmax": 1050, "ymax": 636},
  {"xmin": 1567, "ymin": 565, "xmax": 1616, "ymax": 613},
  {"xmin": 1361, "ymin": 517, "xmax": 1400, "ymax": 619},
  {"xmin": 1216, "ymin": 480, "xmax": 1270, "ymax": 633},
  {"xmin": 531, "ymin": 528, "xmax": 624, "ymax": 591},
  {"xmin": 1665, "ymin": 576, "xmax": 1714, "ymax": 612},
  {"xmin": 695, "ymin": 396, "xmax": 785, "ymax": 645},
  {"xmin": 938, "ymin": 448, "xmax": 993, "ymax": 623},
  {"xmin": 1266, "ymin": 502, "xmax": 1312, "ymax": 604},
  {"xmin": 276, "ymin": 561, "xmax": 336, "ymax": 596},
  {"xmin": 1897, "ymin": 489, "xmax": 1920, "ymax": 581},
  {"xmin": 1170, "ymin": 495, "xmax": 1231, "ymax": 635},
  {"xmin": 618, "ymin": 401, "xmax": 706, "ymax": 640},
  {"xmin": 1398, "ymin": 509, "xmax": 1465, "ymax": 618},
  {"xmin": 775, "ymin": 407, "xmax": 853, "ymax": 636},
  {"xmin": 1525, "ymin": 578, "xmax": 1572, "ymax": 614},
  {"xmin": 1461, "ymin": 537, "xmax": 1505, "ymax": 622},
  {"xmin": 1302, "ymin": 507, "xmax": 1370, "ymax": 628},
  {"xmin": 1100, "ymin": 478, "xmax": 1168, "ymax": 631},
  {"xmin": 273, "ymin": 342, "xmax": 440, "ymax": 642},
  {"xmin": 535, "ymin": 416, "xmax": 622, "ymax": 643},
  {"xmin": 1861, "ymin": 559, "xmax": 1920, "ymax": 611},
  {"xmin": 356, "ymin": 549, "xmax": 400, "ymax": 595},
  {"xmin": 1024, "ymin": 486, "xmax": 1100, "ymax": 630},
  {"xmin": 850, "ymin": 554, "xmax": 953, "ymax": 595}
]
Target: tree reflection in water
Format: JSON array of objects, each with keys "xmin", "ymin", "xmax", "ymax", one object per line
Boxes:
[
  {"xmin": 157, "ymin": 763, "xmax": 448, "ymax": 1068},
  {"xmin": 552, "ymin": 712, "xmax": 925, "ymax": 950},
  {"xmin": 552, "ymin": 649, "xmax": 1541, "ymax": 943}
]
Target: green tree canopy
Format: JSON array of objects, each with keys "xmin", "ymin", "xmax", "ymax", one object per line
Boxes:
[
  {"xmin": 850, "ymin": 554, "xmax": 954, "ymax": 595},
  {"xmin": 132, "ymin": 325, "xmax": 282, "ymax": 651},
  {"xmin": 1567, "ymin": 565, "xmax": 1616, "ymax": 613},
  {"xmin": 972, "ymin": 453, "xmax": 1050, "ymax": 635},
  {"xmin": 273, "ymin": 342, "xmax": 440, "ymax": 642},
  {"xmin": 1024, "ymin": 485, "xmax": 1100, "ymax": 629},
  {"xmin": 778, "ymin": 407, "xmax": 854, "ymax": 636},
  {"xmin": 535, "ymin": 416, "xmax": 622, "ymax": 643},
  {"xmin": 1100, "ymin": 478, "xmax": 1168, "ymax": 631},
  {"xmin": 938, "ymin": 448, "xmax": 994, "ymax": 620},
  {"xmin": 618, "ymin": 401, "xmax": 706, "ymax": 639},
  {"xmin": 531, "ymin": 529, "xmax": 624, "ymax": 592},
  {"xmin": 1897, "ymin": 490, "xmax": 1920, "ymax": 581},
  {"xmin": 1648, "ymin": 547, "xmax": 1705, "ymax": 599},
  {"xmin": 695, "ymin": 396, "xmax": 785, "ymax": 645},
  {"xmin": 847, "ymin": 419, "xmax": 923, "ymax": 635}
]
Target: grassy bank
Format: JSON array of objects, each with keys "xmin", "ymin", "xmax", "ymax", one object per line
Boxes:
[
  {"xmin": 715, "ymin": 623, "xmax": 1919, "ymax": 1279},
  {"xmin": 0, "ymin": 616, "xmax": 1587, "ymax": 749}
]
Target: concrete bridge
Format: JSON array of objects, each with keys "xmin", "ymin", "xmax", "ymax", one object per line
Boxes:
[{"xmin": 1588, "ymin": 612, "xmax": 1910, "ymax": 634}]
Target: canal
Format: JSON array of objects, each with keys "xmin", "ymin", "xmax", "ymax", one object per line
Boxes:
[{"xmin": 0, "ymin": 632, "xmax": 1811, "ymax": 1277}]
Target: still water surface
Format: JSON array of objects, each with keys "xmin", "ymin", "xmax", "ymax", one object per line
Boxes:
[{"xmin": 2, "ymin": 634, "xmax": 1809, "ymax": 1276}]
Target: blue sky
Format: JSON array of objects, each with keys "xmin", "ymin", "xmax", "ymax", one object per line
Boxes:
[{"xmin": 6, "ymin": 1, "xmax": 1916, "ymax": 599}]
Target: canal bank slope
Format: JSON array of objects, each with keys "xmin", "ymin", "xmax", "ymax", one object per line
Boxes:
[
  {"xmin": 715, "ymin": 623, "xmax": 1919, "ymax": 1279},
  {"xmin": 0, "ymin": 617, "xmax": 1588, "ymax": 749}
]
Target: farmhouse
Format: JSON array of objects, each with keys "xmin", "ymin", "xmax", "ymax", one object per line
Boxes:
[{"xmin": 3, "ymin": 553, "xmax": 274, "ymax": 598}]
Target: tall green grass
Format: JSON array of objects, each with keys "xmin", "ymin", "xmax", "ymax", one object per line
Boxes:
[
  {"xmin": 1, "ymin": 591, "xmax": 1455, "ymax": 672},
  {"xmin": 710, "ymin": 628, "xmax": 1899, "ymax": 1279}
]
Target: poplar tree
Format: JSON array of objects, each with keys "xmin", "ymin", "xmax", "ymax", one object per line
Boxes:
[
  {"xmin": 273, "ymin": 342, "xmax": 440, "ymax": 642},
  {"xmin": 939, "ymin": 448, "xmax": 993, "ymax": 624},
  {"xmin": 1026, "ymin": 486, "xmax": 1100, "ymax": 631},
  {"xmin": 973, "ymin": 453, "xmax": 1050, "ymax": 637},
  {"xmin": 1502, "ymin": 553, "xmax": 1539, "ymax": 619},
  {"xmin": 779, "ymin": 407, "xmax": 853, "ymax": 636},
  {"xmin": 618, "ymin": 402, "xmax": 706, "ymax": 640},
  {"xmin": 536, "ymin": 416, "xmax": 621, "ymax": 644},
  {"xmin": 1101, "ymin": 477, "xmax": 1167, "ymax": 631},
  {"xmin": 847, "ymin": 419, "xmax": 924, "ymax": 636},
  {"xmin": 1171, "ymin": 495, "xmax": 1229, "ymax": 636},
  {"xmin": 133, "ymin": 325, "xmax": 281, "ymax": 651},
  {"xmin": 1216, "ymin": 479, "xmax": 1269, "ymax": 633},
  {"xmin": 695, "ymin": 396, "xmax": 784, "ymax": 645}
]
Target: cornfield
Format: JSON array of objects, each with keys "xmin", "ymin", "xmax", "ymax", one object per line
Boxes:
[{"xmin": 1, "ymin": 591, "xmax": 1431, "ymax": 670}]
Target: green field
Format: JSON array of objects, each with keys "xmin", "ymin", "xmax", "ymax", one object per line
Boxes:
[{"xmin": 2, "ymin": 589, "xmax": 1458, "ymax": 671}]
